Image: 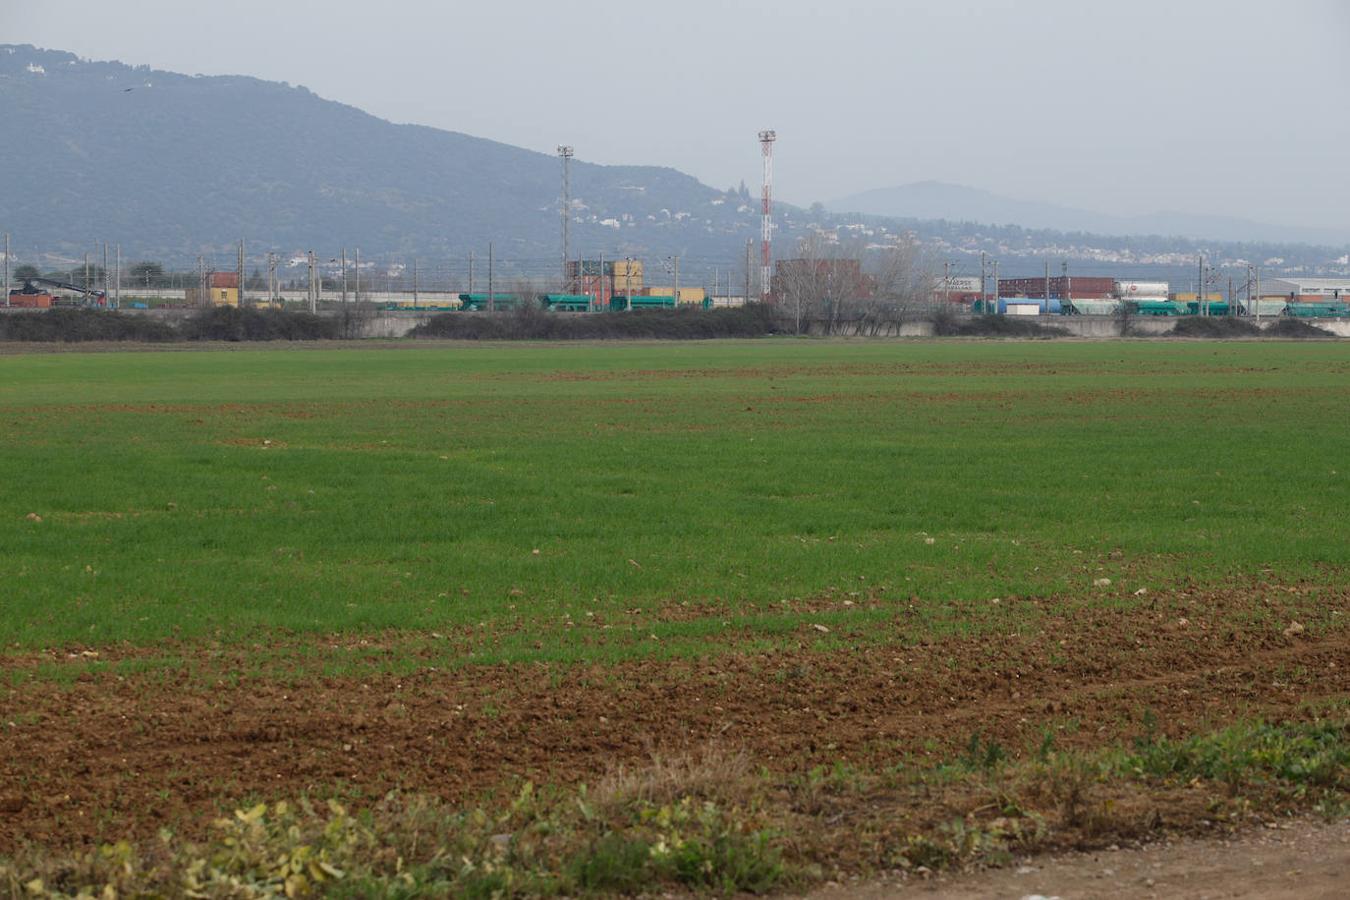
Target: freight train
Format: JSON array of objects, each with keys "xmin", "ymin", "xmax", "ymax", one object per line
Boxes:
[{"xmin": 975, "ymin": 297, "xmax": 1347, "ymax": 318}]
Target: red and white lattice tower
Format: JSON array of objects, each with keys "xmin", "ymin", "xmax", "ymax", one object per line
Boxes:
[{"xmin": 758, "ymin": 130, "xmax": 776, "ymax": 302}]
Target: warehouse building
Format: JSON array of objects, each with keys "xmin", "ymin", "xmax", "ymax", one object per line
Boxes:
[{"xmin": 1258, "ymin": 277, "xmax": 1350, "ymax": 300}]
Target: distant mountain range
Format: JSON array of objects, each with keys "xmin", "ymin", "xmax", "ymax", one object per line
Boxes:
[
  {"xmin": 830, "ymin": 181, "xmax": 1350, "ymax": 247},
  {"xmin": 1, "ymin": 44, "xmax": 1346, "ymax": 281},
  {"xmin": 0, "ymin": 45, "xmax": 762, "ymax": 267}
]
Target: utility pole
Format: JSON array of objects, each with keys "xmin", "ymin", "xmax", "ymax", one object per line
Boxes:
[
  {"xmin": 980, "ymin": 251, "xmax": 987, "ymax": 313},
  {"xmin": 354, "ymin": 248, "xmax": 361, "ymax": 304},
  {"xmin": 2, "ymin": 232, "xmax": 8, "ymax": 308},
  {"xmin": 468, "ymin": 250, "xmax": 475, "ymax": 295},
  {"xmin": 1062, "ymin": 261, "xmax": 1071, "ymax": 310},
  {"xmin": 114, "ymin": 243, "xmax": 121, "ymax": 308},
  {"xmin": 1044, "ymin": 260, "xmax": 1051, "ymax": 309},
  {"xmin": 1198, "ymin": 254, "xmax": 1206, "ymax": 316},
  {"xmin": 1254, "ymin": 266, "xmax": 1261, "ymax": 324},
  {"xmin": 341, "ymin": 248, "xmax": 348, "ymax": 306},
  {"xmin": 101, "ymin": 242, "xmax": 108, "ymax": 306},
  {"xmin": 412, "ymin": 258, "xmax": 420, "ymax": 309},
  {"xmin": 557, "ymin": 145, "xmax": 573, "ymax": 291},
  {"xmin": 238, "ymin": 238, "xmax": 246, "ymax": 308},
  {"xmin": 84, "ymin": 252, "xmax": 90, "ymax": 294},
  {"xmin": 672, "ymin": 255, "xmax": 680, "ymax": 307},
  {"xmin": 744, "ymin": 239, "xmax": 752, "ymax": 305},
  {"xmin": 992, "ymin": 259, "xmax": 1000, "ymax": 315},
  {"xmin": 196, "ymin": 255, "xmax": 205, "ymax": 307},
  {"xmin": 943, "ymin": 260, "xmax": 951, "ymax": 313},
  {"xmin": 487, "ymin": 242, "xmax": 495, "ymax": 313}
]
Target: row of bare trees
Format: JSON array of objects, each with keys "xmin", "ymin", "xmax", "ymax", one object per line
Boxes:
[{"xmin": 773, "ymin": 233, "xmax": 937, "ymax": 335}]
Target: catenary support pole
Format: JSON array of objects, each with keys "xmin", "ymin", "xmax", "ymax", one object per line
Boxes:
[{"xmin": 744, "ymin": 239, "xmax": 752, "ymax": 305}]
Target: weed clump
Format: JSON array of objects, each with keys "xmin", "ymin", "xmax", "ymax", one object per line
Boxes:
[
  {"xmin": 933, "ymin": 313, "xmax": 1068, "ymax": 338},
  {"xmin": 1263, "ymin": 318, "xmax": 1336, "ymax": 339},
  {"xmin": 181, "ymin": 307, "xmax": 341, "ymax": 341},
  {"xmin": 410, "ymin": 303, "xmax": 781, "ymax": 340},
  {"xmin": 2, "ymin": 753, "xmax": 785, "ymax": 898},
  {"xmin": 0, "ymin": 308, "xmax": 177, "ymax": 342},
  {"xmin": 1169, "ymin": 317, "xmax": 1261, "ymax": 338}
]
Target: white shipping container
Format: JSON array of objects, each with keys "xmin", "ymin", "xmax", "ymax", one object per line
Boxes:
[
  {"xmin": 1114, "ymin": 280, "xmax": 1169, "ymax": 298},
  {"xmin": 1005, "ymin": 302, "xmax": 1041, "ymax": 316}
]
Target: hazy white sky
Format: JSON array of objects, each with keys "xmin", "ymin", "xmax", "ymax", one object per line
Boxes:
[{"xmin": 6, "ymin": 0, "xmax": 1349, "ymax": 227}]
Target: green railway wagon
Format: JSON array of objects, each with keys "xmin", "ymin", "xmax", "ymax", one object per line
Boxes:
[
  {"xmin": 1186, "ymin": 301, "xmax": 1232, "ymax": 316},
  {"xmin": 540, "ymin": 294, "xmax": 594, "ymax": 312},
  {"xmin": 609, "ymin": 295, "xmax": 676, "ymax": 311},
  {"xmin": 1134, "ymin": 300, "xmax": 1189, "ymax": 316},
  {"xmin": 457, "ymin": 293, "xmax": 520, "ymax": 311},
  {"xmin": 1284, "ymin": 301, "xmax": 1349, "ymax": 318}
]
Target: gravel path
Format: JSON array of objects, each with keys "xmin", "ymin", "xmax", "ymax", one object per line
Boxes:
[{"xmin": 808, "ymin": 817, "xmax": 1349, "ymax": 899}]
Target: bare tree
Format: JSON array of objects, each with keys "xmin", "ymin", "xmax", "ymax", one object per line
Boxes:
[
  {"xmin": 1113, "ymin": 297, "xmax": 1138, "ymax": 337},
  {"xmin": 862, "ymin": 235, "xmax": 932, "ymax": 335},
  {"xmin": 773, "ymin": 231, "xmax": 934, "ymax": 335},
  {"xmin": 773, "ymin": 232, "xmax": 870, "ymax": 334}
]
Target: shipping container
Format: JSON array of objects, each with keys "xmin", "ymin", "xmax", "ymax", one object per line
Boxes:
[
  {"xmin": 1169, "ymin": 292, "xmax": 1224, "ymax": 303},
  {"xmin": 638, "ymin": 286, "xmax": 704, "ymax": 302},
  {"xmin": 576, "ymin": 275, "xmax": 615, "ymax": 303},
  {"xmin": 5, "ymin": 291, "xmax": 54, "ymax": 309},
  {"xmin": 999, "ymin": 276, "xmax": 1114, "ymax": 298},
  {"xmin": 566, "ymin": 260, "xmax": 605, "ymax": 277},
  {"xmin": 608, "ymin": 260, "xmax": 644, "ymax": 278}
]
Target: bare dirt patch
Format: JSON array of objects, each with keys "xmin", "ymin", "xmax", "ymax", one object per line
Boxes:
[
  {"xmin": 1, "ymin": 584, "xmax": 1346, "ymax": 852},
  {"xmin": 810, "ymin": 817, "xmax": 1350, "ymax": 899}
]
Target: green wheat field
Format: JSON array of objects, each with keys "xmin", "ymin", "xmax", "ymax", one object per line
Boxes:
[{"xmin": 2, "ymin": 340, "xmax": 1347, "ymax": 666}]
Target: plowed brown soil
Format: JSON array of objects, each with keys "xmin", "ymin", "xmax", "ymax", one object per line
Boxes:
[{"xmin": 1, "ymin": 590, "xmax": 1346, "ymax": 852}]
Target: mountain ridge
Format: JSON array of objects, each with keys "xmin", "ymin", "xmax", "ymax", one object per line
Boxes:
[
  {"xmin": 2, "ymin": 43, "xmax": 1346, "ymax": 281},
  {"xmin": 830, "ymin": 181, "xmax": 1349, "ymax": 246},
  {"xmin": 0, "ymin": 44, "xmax": 761, "ymax": 265}
]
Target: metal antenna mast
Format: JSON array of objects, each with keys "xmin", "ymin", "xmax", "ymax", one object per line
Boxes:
[
  {"xmin": 758, "ymin": 130, "xmax": 776, "ymax": 303},
  {"xmin": 557, "ymin": 145, "xmax": 574, "ymax": 291}
]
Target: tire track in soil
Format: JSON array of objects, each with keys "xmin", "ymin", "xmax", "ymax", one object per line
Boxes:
[{"xmin": 1, "ymin": 609, "xmax": 1346, "ymax": 851}]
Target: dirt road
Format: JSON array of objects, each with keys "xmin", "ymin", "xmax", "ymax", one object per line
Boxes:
[{"xmin": 810, "ymin": 818, "xmax": 1350, "ymax": 899}]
